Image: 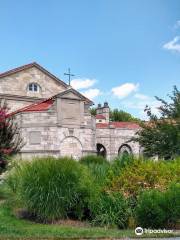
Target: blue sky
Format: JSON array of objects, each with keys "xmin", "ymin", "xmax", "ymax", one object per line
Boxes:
[{"xmin": 1, "ymin": 0, "xmax": 180, "ymax": 119}]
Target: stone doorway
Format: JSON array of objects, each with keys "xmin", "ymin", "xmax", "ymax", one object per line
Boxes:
[
  {"xmin": 118, "ymin": 144, "xmax": 132, "ymax": 156},
  {"xmin": 60, "ymin": 137, "xmax": 82, "ymax": 159},
  {"xmin": 97, "ymin": 143, "xmax": 107, "ymax": 158}
]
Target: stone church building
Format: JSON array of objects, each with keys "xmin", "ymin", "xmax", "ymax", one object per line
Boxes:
[{"xmin": 0, "ymin": 62, "xmax": 140, "ymax": 160}]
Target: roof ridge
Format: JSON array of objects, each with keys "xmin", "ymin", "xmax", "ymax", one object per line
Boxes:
[{"xmin": 0, "ymin": 62, "xmax": 68, "ymax": 87}]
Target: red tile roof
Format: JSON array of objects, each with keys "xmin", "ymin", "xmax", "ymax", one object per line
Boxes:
[
  {"xmin": 96, "ymin": 121, "xmax": 139, "ymax": 129},
  {"xmin": 96, "ymin": 114, "xmax": 106, "ymax": 119},
  {"xmin": 8, "ymin": 99, "xmax": 54, "ymax": 117}
]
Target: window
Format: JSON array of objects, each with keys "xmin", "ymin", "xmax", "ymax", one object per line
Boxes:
[{"xmin": 28, "ymin": 83, "xmax": 40, "ymax": 92}]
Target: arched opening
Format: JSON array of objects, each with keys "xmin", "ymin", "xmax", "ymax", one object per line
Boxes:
[
  {"xmin": 60, "ymin": 136, "xmax": 82, "ymax": 160},
  {"xmin": 97, "ymin": 143, "xmax": 107, "ymax": 158},
  {"xmin": 118, "ymin": 144, "xmax": 132, "ymax": 156}
]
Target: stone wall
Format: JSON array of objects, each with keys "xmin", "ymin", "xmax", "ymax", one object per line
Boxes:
[
  {"xmin": 16, "ymin": 101, "xmax": 96, "ymax": 159},
  {"xmin": 0, "ymin": 66, "xmax": 67, "ymax": 111},
  {"xmin": 96, "ymin": 127, "xmax": 140, "ymax": 160}
]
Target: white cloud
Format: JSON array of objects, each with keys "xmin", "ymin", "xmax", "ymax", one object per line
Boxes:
[
  {"xmin": 71, "ymin": 78, "xmax": 96, "ymax": 90},
  {"xmin": 163, "ymin": 36, "xmax": 180, "ymax": 53},
  {"xmin": 82, "ymin": 88, "xmax": 101, "ymax": 100},
  {"xmin": 111, "ymin": 83, "xmax": 139, "ymax": 99}
]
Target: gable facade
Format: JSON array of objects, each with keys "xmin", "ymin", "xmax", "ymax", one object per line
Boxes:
[
  {"xmin": 13, "ymin": 88, "xmax": 96, "ymax": 159},
  {"xmin": 1, "ymin": 63, "xmax": 140, "ymax": 160},
  {"xmin": 0, "ymin": 63, "xmax": 68, "ymax": 112}
]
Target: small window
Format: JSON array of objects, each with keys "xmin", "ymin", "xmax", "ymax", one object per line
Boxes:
[{"xmin": 28, "ymin": 83, "xmax": 40, "ymax": 92}]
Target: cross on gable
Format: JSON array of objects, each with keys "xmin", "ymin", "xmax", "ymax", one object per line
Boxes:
[{"xmin": 64, "ymin": 68, "xmax": 75, "ymax": 85}]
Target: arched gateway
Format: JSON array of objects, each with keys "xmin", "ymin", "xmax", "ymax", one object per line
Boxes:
[
  {"xmin": 97, "ymin": 143, "xmax": 107, "ymax": 158},
  {"xmin": 118, "ymin": 144, "xmax": 132, "ymax": 156},
  {"xmin": 60, "ymin": 137, "xmax": 82, "ymax": 159}
]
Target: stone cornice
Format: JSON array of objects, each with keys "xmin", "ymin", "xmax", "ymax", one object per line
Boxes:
[{"xmin": 0, "ymin": 93, "xmax": 44, "ymax": 102}]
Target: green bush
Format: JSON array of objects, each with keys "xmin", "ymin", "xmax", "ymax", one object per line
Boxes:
[
  {"xmin": 135, "ymin": 190, "xmax": 166, "ymax": 228},
  {"xmin": 80, "ymin": 155, "xmax": 110, "ymax": 187},
  {"xmin": 80, "ymin": 155, "xmax": 108, "ymax": 165},
  {"xmin": 112, "ymin": 154, "xmax": 135, "ymax": 170},
  {"xmin": 107, "ymin": 158, "xmax": 180, "ymax": 197},
  {"xmin": 90, "ymin": 191, "xmax": 130, "ymax": 229},
  {"xmin": 7, "ymin": 157, "xmax": 96, "ymax": 222},
  {"xmin": 135, "ymin": 184, "xmax": 180, "ymax": 228},
  {"xmin": 161, "ymin": 183, "xmax": 180, "ymax": 227}
]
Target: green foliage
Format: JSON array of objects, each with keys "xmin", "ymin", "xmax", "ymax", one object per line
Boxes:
[
  {"xmin": 135, "ymin": 184, "xmax": 180, "ymax": 228},
  {"xmin": 5, "ymin": 155, "xmax": 180, "ymax": 229},
  {"xmin": 90, "ymin": 107, "xmax": 96, "ymax": 116},
  {"xmin": 107, "ymin": 158, "xmax": 180, "ymax": 197},
  {"xmin": 133, "ymin": 86, "xmax": 180, "ymax": 159},
  {"xmin": 80, "ymin": 155, "xmax": 108, "ymax": 165},
  {"xmin": 91, "ymin": 106, "xmax": 138, "ymax": 122},
  {"xmin": 136, "ymin": 190, "xmax": 167, "ymax": 228},
  {"xmin": 110, "ymin": 109, "xmax": 139, "ymax": 122},
  {"xmin": 90, "ymin": 192, "xmax": 130, "ymax": 229},
  {"xmin": 111, "ymin": 154, "xmax": 135, "ymax": 171},
  {"xmin": 6, "ymin": 157, "xmax": 95, "ymax": 222},
  {"xmin": 162, "ymin": 183, "xmax": 180, "ymax": 227},
  {"xmin": 80, "ymin": 155, "xmax": 110, "ymax": 187}
]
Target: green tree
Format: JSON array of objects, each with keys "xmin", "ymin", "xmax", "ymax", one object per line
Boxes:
[
  {"xmin": 133, "ymin": 86, "xmax": 180, "ymax": 159},
  {"xmin": 110, "ymin": 109, "xmax": 139, "ymax": 122},
  {"xmin": 91, "ymin": 107, "xmax": 139, "ymax": 122},
  {"xmin": 0, "ymin": 101, "xmax": 23, "ymax": 172},
  {"xmin": 90, "ymin": 107, "xmax": 96, "ymax": 116}
]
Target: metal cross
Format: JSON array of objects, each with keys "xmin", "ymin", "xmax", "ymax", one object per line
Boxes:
[{"xmin": 64, "ymin": 68, "xmax": 75, "ymax": 86}]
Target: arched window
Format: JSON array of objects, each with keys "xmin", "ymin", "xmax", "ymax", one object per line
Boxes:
[
  {"xmin": 118, "ymin": 144, "xmax": 132, "ymax": 156},
  {"xmin": 28, "ymin": 83, "xmax": 40, "ymax": 92},
  {"xmin": 97, "ymin": 143, "xmax": 107, "ymax": 158}
]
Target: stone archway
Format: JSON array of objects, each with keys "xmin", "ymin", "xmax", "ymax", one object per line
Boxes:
[
  {"xmin": 118, "ymin": 144, "xmax": 132, "ymax": 156},
  {"xmin": 60, "ymin": 137, "xmax": 82, "ymax": 159},
  {"xmin": 97, "ymin": 143, "xmax": 107, "ymax": 158}
]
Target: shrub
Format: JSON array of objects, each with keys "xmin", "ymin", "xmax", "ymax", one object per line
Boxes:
[
  {"xmin": 135, "ymin": 183, "xmax": 180, "ymax": 228},
  {"xmin": 90, "ymin": 191, "xmax": 130, "ymax": 229},
  {"xmin": 7, "ymin": 157, "xmax": 96, "ymax": 222},
  {"xmin": 112, "ymin": 154, "xmax": 135, "ymax": 170},
  {"xmin": 107, "ymin": 158, "xmax": 180, "ymax": 197},
  {"xmin": 135, "ymin": 190, "xmax": 166, "ymax": 228},
  {"xmin": 80, "ymin": 155, "xmax": 110, "ymax": 187},
  {"xmin": 161, "ymin": 183, "xmax": 180, "ymax": 227},
  {"xmin": 80, "ymin": 155, "xmax": 108, "ymax": 165}
]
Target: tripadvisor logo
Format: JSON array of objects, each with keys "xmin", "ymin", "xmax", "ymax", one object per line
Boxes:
[
  {"xmin": 135, "ymin": 227, "xmax": 173, "ymax": 235},
  {"xmin": 135, "ymin": 227, "xmax": 143, "ymax": 235}
]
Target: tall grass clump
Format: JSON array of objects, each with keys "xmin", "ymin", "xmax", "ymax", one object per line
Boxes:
[
  {"xmin": 80, "ymin": 155, "xmax": 110, "ymax": 187},
  {"xmin": 90, "ymin": 191, "xmax": 130, "ymax": 229},
  {"xmin": 6, "ymin": 157, "xmax": 96, "ymax": 222},
  {"xmin": 80, "ymin": 155, "xmax": 108, "ymax": 165}
]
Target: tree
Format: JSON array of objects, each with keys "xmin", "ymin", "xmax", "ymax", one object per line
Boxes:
[
  {"xmin": 110, "ymin": 109, "xmax": 139, "ymax": 122},
  {"xmin": 0, "ymin": 101, "xmax": 23, "ymax": 173},
  {"xmin": 91, "ymin": 107, "xmax": 139, "ymax": 122},
  {"xmin": 133, "ymin": 86, "xmax": 180, "ymax": 159},
  {"xmin": 90, "ymin": 107, "xmax": 96, "ymax": 116}
]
